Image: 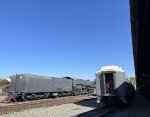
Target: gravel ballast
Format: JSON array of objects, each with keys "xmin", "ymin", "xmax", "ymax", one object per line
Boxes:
[{"xmin": 0, "ymin": 99, "xmax": 100, "ymax": 117}]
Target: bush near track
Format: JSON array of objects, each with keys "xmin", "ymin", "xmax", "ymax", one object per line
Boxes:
[{"xmin": 0, "ymin": 79, "xmax": 10, "ymax": 92}]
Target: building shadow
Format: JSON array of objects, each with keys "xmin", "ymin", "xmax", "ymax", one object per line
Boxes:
[{"xmin": 73, "ymin": 98, "xmax": 101, "ymax": 108}]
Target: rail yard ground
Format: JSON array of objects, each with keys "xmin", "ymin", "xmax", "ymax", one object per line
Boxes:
[
  {"xmin": 0, "ymin": 96, "xmax": 6, "ymax": 102},
  {"xmin": 0, "ymin": 95, "xmax": 99, "ymax": 117},
  {"xmin": 0, "ymin": 103, "xmax": 97, "ymax": 117},
  {"xmin": 0, "ymin": 93, "xmax": 10, "ymax": 106}
]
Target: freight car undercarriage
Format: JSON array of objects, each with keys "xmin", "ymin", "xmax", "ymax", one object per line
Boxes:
[
  {"xmin": 97, "ymin": 95, "xmax": 134, "ymax": 106},
  {"xmin": 9, "ymin": 88, "xmax": 93, "ymax": 101},
  {"xmin": 96, "ymin": 92, "xmax": 134, "ymax": 105}
]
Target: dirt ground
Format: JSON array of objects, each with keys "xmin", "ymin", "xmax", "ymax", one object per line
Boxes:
[
  {"xmin": 0, "ymin": 92, "xmax": 8, "ymax": 103},
  {"xmin": 0, "ymin": 96, "xmax": 7, "ymax": 102}
]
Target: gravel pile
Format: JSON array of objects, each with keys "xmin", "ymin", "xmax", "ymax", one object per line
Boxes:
[{"xmin": 0, "ymin": 99, "xmax": 100, "ymax": 117}]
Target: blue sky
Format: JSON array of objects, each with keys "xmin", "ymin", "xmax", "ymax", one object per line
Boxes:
[{"xmin": 0, "ymin": 0, "xmax": 134, "ymax": 79}]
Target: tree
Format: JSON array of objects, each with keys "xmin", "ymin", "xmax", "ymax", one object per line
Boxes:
[{"xmin": 130, "ymin": 77, "xmax": 136, "ymax": 86}]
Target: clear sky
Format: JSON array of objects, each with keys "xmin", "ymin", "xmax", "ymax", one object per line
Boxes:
[{"xmin": 0, "ymin": 0, "xmax": 134, "ymax": 80}]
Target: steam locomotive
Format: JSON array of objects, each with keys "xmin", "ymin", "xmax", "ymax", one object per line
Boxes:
[{"xmin": 9, "ymin": 74, "xmax": 94, "ymax": 101}]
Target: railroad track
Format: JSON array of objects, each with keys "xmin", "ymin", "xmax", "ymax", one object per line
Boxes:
[
  {"xmin": 73, "ymin": 106, "xmax": 118, "ymax": 117},
  {"xmin": 0, "ymin": 95, "xmax": 96, "ymax": 115}
]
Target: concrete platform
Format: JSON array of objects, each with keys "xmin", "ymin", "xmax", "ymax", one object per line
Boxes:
[{"xmin": 106, "ymin": 93, "xmax": 150, "ymax": 117}]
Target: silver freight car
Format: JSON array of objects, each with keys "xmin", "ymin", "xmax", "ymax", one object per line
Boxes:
[
  {"xmin": 10, "ymin": 74, "xmax": 72, "ymax": 100},
  {"xmin": 96, "ymin": 66, "xmax": 135, "ymax": 104}
]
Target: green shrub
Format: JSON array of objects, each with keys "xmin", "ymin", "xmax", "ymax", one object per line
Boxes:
[{"xmin": 2, "ymin": 84, "xmax": 10, "ymax": 92}]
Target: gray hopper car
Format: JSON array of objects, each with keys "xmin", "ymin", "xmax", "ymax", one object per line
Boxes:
[
  {"xmin": 96, "ymin": 66, "xmax": 135, "ymax": 105},
  {"xmin": 9, "ymin": 74, "xmax": 93, "ymax": 100}
]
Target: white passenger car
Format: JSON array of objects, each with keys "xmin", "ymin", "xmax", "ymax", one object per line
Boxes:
[{"xmin": 96, "ymin": 66, "xmax": 135, "ymax": 104}]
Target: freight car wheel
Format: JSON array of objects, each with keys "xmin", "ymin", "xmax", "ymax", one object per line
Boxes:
[
  {"xmin": 58, "ymin": 92, "xmax": 63, "ymax": 97},
  {"xmin": 68, "ymin": 92, "xmax": 71, "ymax": 96},
  {"xmin": 44, "ymin": 93, "xmax": 50, "ymax": 99},
  {"xmin": 31, "ymin": 94, "xmax": 37, "ymax": 100},
  {"xmin": 74, "ymin": 91, "xmax": 78, "ymax": 96}
]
